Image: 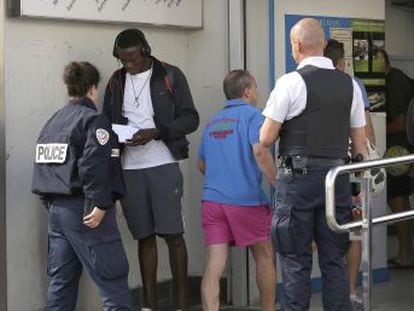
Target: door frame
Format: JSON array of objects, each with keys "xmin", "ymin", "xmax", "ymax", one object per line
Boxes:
[{"xmin": 0, "ymin": 0, "xmax": 6, "ymax": 309}]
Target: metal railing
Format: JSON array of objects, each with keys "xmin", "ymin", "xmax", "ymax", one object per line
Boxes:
[{"xmin": 325, "ymin": 154, "xmax": 414, "ymax": 310}]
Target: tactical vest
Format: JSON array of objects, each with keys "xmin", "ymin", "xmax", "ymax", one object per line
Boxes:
[{"xmin": 279, "ymin": 65, "xmax": 353, "ymax": 159}]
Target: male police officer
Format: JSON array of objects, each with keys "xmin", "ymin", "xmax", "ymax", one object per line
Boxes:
[{"xmin": 260, "ymin": 18, "xmax": 367, "ymax": 310}]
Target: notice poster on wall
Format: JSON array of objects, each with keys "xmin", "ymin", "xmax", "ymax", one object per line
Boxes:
[
  {"xmin": 351, "ymin": 19, "xmax": 386, "ymax": 75},
  {"xmin": 8, "ymin": 0, "xmax": 203, "ymax": 29},
  {"xmin": 330, "ymin": 28, "xmax": 354, "ymax": 75},
  {"xmin": 285, "ymin": 15, "xmax": 385, "ymax": 111}
]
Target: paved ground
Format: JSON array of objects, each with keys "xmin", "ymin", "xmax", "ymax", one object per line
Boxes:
[{"xmin": 188, "ymin": 269, "xmax": 413, "ymax": 311}]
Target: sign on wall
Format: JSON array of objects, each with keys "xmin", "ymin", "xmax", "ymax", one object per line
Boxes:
[
  {"xmin": 285, "ymin": 14, "xmax": 385, "ymax": 111},
  {"xmin": 8, "ymin": 0, "xmax": 203, "ymax": 29}
]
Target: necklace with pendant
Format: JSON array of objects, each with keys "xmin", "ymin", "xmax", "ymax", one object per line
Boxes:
[{"xmin": 130, "ymin": 65, "xmax": 152, "ymax": 107}]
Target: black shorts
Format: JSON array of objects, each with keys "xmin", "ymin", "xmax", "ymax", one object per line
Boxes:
[
  {"xmin": 387, "ymin": 173, "xmax": 411, "ymax": 199},
  {"xmin": 121, "ymin": 163, "xmax": 184, "ymax": 239}
]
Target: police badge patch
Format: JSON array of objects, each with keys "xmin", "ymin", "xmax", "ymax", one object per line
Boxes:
[
  {"xmin": 96, "ymin": 128, "xmax": 110, "ymax": 146},
  {"xmin": 111, "ymin": 148, "xmax": 120, "ymax": 157}
]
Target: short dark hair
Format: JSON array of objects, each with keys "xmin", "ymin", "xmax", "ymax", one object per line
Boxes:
[
  {"xmin": 115, "ymin": 28, "xmax": 146, "ymax": 50},
  {"xmin": 376, "ymin": 49, "xmax": 390, "ymax": 66},
  {"xmin": 324, "ymin": 39, "xmax": 345, "ymax": 66},
  {"xmin": 223, "ymin": 70, "xmax": 254, "ymax": 100},
  {"xmin": 63, "ymin": 62, "xmax": 100, "ymax": 97}
]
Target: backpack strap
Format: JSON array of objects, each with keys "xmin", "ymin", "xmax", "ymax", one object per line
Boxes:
[{"xmin": 161, "ymin": 62, "xmax": 175, "ymax": 96}]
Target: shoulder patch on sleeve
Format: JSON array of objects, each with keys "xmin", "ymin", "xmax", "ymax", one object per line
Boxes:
[{"xmin": 96, "ymin": 128, "xmax": 110, "ymax": 146}]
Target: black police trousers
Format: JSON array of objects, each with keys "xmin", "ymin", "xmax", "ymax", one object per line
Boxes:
[
  {"xmin": 46, "ymin": 196, "xmax": 132, "ymax": 311},
  {"xmin": 272, "ymin": 165, "xmax": 353, "ymax": 311}
]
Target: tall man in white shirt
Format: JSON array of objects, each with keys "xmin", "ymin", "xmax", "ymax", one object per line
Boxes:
[
  {"xmin": 103, "ymin": 29, "xmax": 199, "ymax": 311},
  {"xmin": 260, "ymin": 18, "xmax": 367, "ymax": 310}
]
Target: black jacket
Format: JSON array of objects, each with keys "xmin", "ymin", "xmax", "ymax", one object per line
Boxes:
[
  {"xmin": 103, "ymin": 56, "xmax": 199, "ymax": 160},
  {"xmin": 407, "ymin": 97, "xmax": 414, "ymax": 147},
  {"xmin": 32, "ymin": 98, "xmax": 125, "ymax": 209}
]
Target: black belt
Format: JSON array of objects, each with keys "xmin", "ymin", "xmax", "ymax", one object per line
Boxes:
[
  {"xmin": 300, "ymin": 157, "xmax": 345, "ymax": 166},
  {"xmin": 280, "ymin": 156, "xmax": 345, "ymax": 175}
]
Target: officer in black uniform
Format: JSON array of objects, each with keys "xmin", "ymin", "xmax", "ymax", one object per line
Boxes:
[
  {"xmin": 260, "ymin": 18, "xmax": 367, "ymax": 310},
  {"xmin": 32, "ymin": 61, "xmax": 132, "ymax": 311}
]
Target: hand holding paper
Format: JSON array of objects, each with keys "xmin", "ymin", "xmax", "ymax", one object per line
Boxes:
[
  {"xmin": 127, "ymin": 128, "xmax": 160, "ymax": 146},
  {"xmin": 112, "ymin": 124, "xmax": 139, "ymax": 143}
]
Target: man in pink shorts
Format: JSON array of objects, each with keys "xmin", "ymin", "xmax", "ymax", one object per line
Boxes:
[{"xmin": 197, "ymin": 70, "xmax": 277, "ymax": 311}]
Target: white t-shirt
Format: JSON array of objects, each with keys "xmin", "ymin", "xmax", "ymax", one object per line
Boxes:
[
  {"xmin": 122, "ymin": 68, "xmax": 175, "ymax": 170},
  {"xmin": 263, "ymin": 56, "xmax": 366, "ymax": 128}
]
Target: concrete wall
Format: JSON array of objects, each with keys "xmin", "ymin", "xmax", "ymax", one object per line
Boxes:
[
  {"xmin": 4, "ymin": 0, "xmax": 227, "ymax": 309},
  {"xmin": 385, "ymin": 0, "xmax": 414, "ymax": 57},
  {"xmin": 184, "ymin": 0, "xmax": 229, "ymax": 277},
  {"xmin": 385, "ymin": 1, "xmax": 414, "ymax": 77}
]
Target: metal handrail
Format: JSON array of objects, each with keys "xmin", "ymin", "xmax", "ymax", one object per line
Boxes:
[
  {"xmin": 325, "ymin": 154, "xmax": 414, "ymax": 233},
  {"xmin": 325, "ymin": 153, "xmax": 414, "ymax": 311}
]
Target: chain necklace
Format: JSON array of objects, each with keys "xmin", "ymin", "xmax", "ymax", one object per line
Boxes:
[{"xmin": 130, "ymin": 65, "xmax": 153, "ymax": 107}]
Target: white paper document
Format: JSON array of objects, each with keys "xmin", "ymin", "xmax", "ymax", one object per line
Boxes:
[{"xmin": 112, "ymin": 124, "xmax": 138, "ymax": 143}]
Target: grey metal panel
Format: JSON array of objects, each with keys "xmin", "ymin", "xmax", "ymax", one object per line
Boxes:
[
  {"xmin": 6, "ymin": 0, "xmax": 20, "ymax": 17},
  {"xmin": 228, "ymin": 0, "xmax": 245, "ymax": 71},
  {"xmin": 227, "ymin": 0, "xmax": 249, "ymax": 306},
  {"xmin": 245, "ymin": 0, "xmax": 270, "ymax": 305},
  {"xmin": 230, "ymin": 249, "xmax": 249, "ymax": 306},
  {"xmin": 0, "ymin": 0, "xmax": 6, "ymax": 310}
]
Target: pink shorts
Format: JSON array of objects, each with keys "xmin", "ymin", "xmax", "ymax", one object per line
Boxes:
[{"xmin": 201, "ymin": 201, "xmax": 272, "ymax": 247}]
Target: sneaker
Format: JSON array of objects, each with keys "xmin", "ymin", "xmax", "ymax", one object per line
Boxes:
[{"xmin": 350, "ymin": 294, "xmax": 364, "ymax": 311}]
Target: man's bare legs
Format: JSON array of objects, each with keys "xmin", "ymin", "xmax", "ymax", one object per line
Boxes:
[
  {"xmin": 346, "ymin": 240, "xmax": 362, "ymax": 296},
  {"xmin": 201, "ymin": 244, "xmax": 229, "ymax": 311},
  {"xmin": 389, "ymin": 196, "xmax": 414, "ymax": 266},
  {"xmin": 138, "ymin": 235, "xmax": 158, "ymax": 310},
  {"xmin": 250, "ymin": 241, "xmax": 276, "ymax": 311},
  {"xmin": 202, "ymin": 241, "xmax": 276, "ymax": 311},
  {"xmin": 347, "ymin": 207, "xmax": 362, "ymax": 298},
  {"xmin": 164, "ymin": 234, "xmax": 189, "ymax": 311},
  {"xmin": 138, "ymin": 234, "xmax": 189, "ymax": 311}
]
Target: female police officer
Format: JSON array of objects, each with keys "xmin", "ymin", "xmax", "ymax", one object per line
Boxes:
[{"xmin": 32, "ymin": 62, "xmax": 132, "ymax": 310}]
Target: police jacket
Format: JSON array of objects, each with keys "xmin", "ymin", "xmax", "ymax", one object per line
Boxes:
[
  {"xmin": 32, "ymin": 98, "xmax": 125, "ymax": 210},
  {"xmin": 103, "ymin": 56, "xmax": 199, "ymax": 160}
]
